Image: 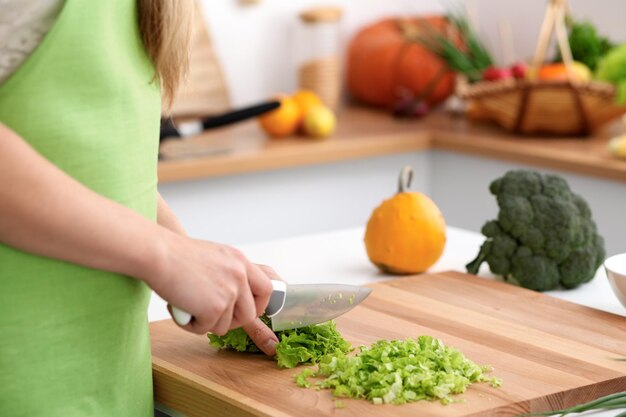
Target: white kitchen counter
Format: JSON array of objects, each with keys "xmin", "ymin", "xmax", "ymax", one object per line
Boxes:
[{"xmin": 150, "ymin": 226, "xmax": 625, "ymax": 417}]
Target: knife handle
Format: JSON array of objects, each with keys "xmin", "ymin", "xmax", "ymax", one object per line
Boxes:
[
  {"xmin": 201, "ymin": 100, "xmax": 280, "ymax": 130},
  {"xmin": 171, "ymin": 306, "xmax": 192, "ymax": 326},
  {"xmin": 171, "ymin": 280, "xmax": 286, "ymax": 327}
]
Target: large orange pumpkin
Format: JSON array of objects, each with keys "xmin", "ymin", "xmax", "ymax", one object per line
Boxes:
[
  {"xmin": 347, "ymin": 17, "xmax": 455, "ymax": 108},
  {"xmin": 364, "ymin": 166, "xmax": 446, "ymax": 274}
]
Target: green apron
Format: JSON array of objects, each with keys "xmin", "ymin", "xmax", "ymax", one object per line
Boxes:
[{"xmin": 0, "ymin": 0, "xmax": 160, "ymax": 416}]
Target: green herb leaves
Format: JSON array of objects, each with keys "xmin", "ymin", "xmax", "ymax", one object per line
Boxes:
[
  {"xmin": 296, "ymin": 336, "xmax": 501, "ymax": 405},
  {"xmin": 518, "ymin": 390, "xmax": 626, "ymax": 416},
  {"xmin": 410, "ymin": 9, "xmax": 493, "ymax": 82}
]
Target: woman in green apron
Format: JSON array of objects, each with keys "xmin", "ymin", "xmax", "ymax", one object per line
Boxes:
[{"xmin": 0, "ymin": 1, "xmax": 278, "ymax": 416}]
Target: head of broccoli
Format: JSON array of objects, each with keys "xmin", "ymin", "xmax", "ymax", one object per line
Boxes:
[{"xmin": 466, "ymin": 170, "xmax": 605, "ymax": 291}]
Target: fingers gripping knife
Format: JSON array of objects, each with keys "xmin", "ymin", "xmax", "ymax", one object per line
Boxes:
[{"xmin": 171, "ymin": 280, "xmax": 372, "ymax": 331}]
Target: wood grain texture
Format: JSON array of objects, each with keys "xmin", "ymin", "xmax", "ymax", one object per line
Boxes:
[
  {"xmin": 150, "ymin": 271, "xmax": 626, "ymax": 417},
  {"xmin": 157, "ymin": 107, "xmax": 626, "ymax": 184}
]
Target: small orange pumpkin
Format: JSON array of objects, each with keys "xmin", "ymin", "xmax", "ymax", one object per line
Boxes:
[{"xmin": 364, "ymin": 166, "xmax": 446, "ymax": 274}]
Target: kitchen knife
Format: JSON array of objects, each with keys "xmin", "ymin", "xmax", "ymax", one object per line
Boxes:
[
  {"xmin": 160, "ymin": 100, "xmax": 281, "ymax": 141},
  {"xmin": 171, "ymin": 280, "xmax": 372, "ymax": 331}
]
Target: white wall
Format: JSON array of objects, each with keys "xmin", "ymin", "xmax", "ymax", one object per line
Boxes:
[
  {"xmin": 200, "ymin": 0, "xmax": 626, "ymax": 107},
  {"xmin": 199, "ymin": 0, "xmax": 442, "ymax": 107},
  {"xmin": 430, "ymin": 150, "xmax": 626, "ymax": 257},
  {"xmin": 159, "ymin": 152, "xmax": 431, "ymax": 245}
]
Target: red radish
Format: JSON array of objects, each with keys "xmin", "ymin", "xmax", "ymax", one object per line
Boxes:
[
  {"xmin": 510, "ymin": 62, "xmax": 527, "ymax": 79},
  {"xmin": 482, "ymin": 66, "xmax": 511, "ymax": 81}
]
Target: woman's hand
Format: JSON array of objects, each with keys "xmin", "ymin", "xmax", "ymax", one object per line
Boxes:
[
  {"xmin": 144, "ymin": 231, "xmax": 274, "ymax": 337},
  {"xmin": 154, "ymin": 194, "xmax": 280, "ymax": 356}
]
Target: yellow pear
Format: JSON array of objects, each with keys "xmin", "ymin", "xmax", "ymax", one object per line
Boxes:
[{"xmin": 303, "ymin": 106, "xmax": 336, "ymax": 139}]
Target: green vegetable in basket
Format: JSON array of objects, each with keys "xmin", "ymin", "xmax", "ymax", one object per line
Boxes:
[
  {"xmin": 597, "ymin": 44, "xmax": 626, "ymax": 104},
  {"xmin": 295, "ymin": 336, "xmax": 501, "ymax": 405},
  {"xmin": 208, "ymin": 315, "xmax": 352, "ymax": 368},
  {"xmin": 466, "ymin": 170, "xmax": 605, "ymax": 291},
  {"xmin": 555, "ymin": 20, "xmax": 614, "ymax": 71}
]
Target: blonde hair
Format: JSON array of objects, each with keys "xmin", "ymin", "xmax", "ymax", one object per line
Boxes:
[{"xmin": 137, "ymin": 0, "xmax": 193, "ymax": 108}]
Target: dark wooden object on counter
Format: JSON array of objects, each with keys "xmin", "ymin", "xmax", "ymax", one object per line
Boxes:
[{"xmin": 150, "ymin": 271, "xmax": 626, "ymax": 417}]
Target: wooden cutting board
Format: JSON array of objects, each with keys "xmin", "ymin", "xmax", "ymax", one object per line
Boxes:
[{"xmin": 150, "ymin": 271, "xmax": 626, "ymax": 417}]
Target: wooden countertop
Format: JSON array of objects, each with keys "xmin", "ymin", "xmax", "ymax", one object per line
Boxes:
[{"xmin": 158, "ymin": 106, "xmax": 626, "ymax": 183}]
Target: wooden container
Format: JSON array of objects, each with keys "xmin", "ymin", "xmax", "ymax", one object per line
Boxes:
[{"xmin": 458, "ymin": 0, "xmax": 626, "ymax": 136}]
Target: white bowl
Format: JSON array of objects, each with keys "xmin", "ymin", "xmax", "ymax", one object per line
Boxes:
[{"xmin": 604, "ymin": 253, "xmax": 626, "ymax": 310}]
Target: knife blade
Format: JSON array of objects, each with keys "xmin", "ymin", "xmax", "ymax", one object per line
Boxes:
[
  {"xmin": 171, "ymin": 281, "xmax": 372, "ymax": 331},
  {"xmin": 266, "ymin": 281, "xmax": 373, "ymax": 331}
]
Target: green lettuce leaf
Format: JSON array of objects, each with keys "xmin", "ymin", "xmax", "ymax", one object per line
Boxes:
[
  {"xmin": 207, "ymin": 315, "xmax": 352, "ymax": 368},
  {"xmin": 208, "ymin": 326, "xmax": 259, "ymax": 353},
  {"xmin": 275, "ymin": 320, "xmax": 352, "ymax": 368}
]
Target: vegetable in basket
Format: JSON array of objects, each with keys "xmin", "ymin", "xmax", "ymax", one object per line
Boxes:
[
  {"xmin": 554, "ymin": 20, "xmax": 614, "ymax": 72},
  {"xmin": 596, "ymin": 44, "xmax": 626, "ymax": 104}
]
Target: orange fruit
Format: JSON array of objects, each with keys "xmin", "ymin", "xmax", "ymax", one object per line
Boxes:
[
  {"xmin": 258, "ymin": 95, "xmax": 301, "ymax": 138},
  {"xmin": 537, "ymin": 62, "xmax": 591, "ymax": 82},
  {"xmin": 292, "ymin": 90, "xmax": 323, "ymax": 125},
  {"xmin": 537, "ymin": 63, "xmax": 569, "ymax": 80}
]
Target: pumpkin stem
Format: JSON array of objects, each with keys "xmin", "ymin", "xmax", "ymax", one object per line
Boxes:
[{"xmin": 398, "ymin": 166, "xmax": 414, "ymax": 193}]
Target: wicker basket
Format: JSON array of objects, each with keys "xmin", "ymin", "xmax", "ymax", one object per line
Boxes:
[
  {"xmin": 457, "ymin": 0, "xmax": 626, "ymax": 136},
  {"xmin": 457, "ymin": 77, "xmax": 626, "ymax": 136}
]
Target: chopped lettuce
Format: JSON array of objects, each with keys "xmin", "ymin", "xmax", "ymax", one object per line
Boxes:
[
  {"xmin": 296, "ymin": 336, "xmax": 501, "ymax": 405},
  {"xmin": 295, "ymin": 368, "xmax": 316, "ymax": 388},
  {"xmin": 208, "ymin": 315, "xmax": 352, "ymax": 368},
  {"xmin": 275, "ymin": 320, "xmax": 352, "ymax": 368},
  {"xmin": 209, "ymin": 321, "xmax": 502, "ymax": 407}
]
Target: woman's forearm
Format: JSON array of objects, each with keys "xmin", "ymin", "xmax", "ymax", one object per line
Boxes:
[
  {"xmin": 157, "ymin": 193, "xmax": 187, "ymax": 235},
  {"xmin": 0, "ymin": 123, "xmax": 274, "ymax": 336},
  {"xmin": 0, "ymin": 123, "xmax": 167, "ymax": 281}
]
